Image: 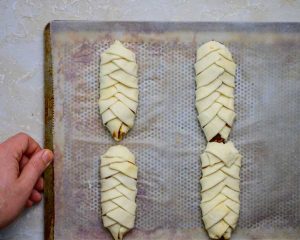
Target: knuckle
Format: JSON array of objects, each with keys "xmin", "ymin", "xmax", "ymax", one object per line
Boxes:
[
  {"xmin": 16, "ymin": 132, "xmax": 28, "ymax": 138},
  {"xmin": 14, "ymin": 132, "xmax": 29, "ymax": 143}
]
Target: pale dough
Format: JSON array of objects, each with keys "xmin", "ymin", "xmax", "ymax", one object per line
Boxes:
[
  {"xmin": 200, "ymin": 141, "xmax": 242, "ymax": 240},
  {"xmin": 99, "ymin": 41, "xmax": 138, "ymax": 141},
  {"xmin": 195, "ymin": 41, "xmax": 236, "ymax": 142},
  {"xmin": 100, "ymin": 145, "xmax": 138, "ymax": 240},
  {"xmin": 196, "ymin": 41, "xmax": 242, "ymax": 239}
]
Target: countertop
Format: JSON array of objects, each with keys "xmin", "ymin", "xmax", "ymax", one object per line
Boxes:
[{"xmin": 0, "ymin": 0, "xmax": 299, "ymax": 239}]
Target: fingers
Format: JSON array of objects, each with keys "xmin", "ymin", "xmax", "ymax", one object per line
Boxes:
[
  {"xmin": 20, "ymin": 156, "xmax": 44, "ymax": 192},
  {"xmin": 30, "ymin": 189, "xmax": 42, "ymax": 203},
  {"xmin": 1, "ymin": 132, "xmax": 42, "ymax": 162},
  {"xmin": 20, "ymin": 155, "xmax": 30, "ymax": 171},
  {"xmin": 18, "ymin": 149, "xmax": 53, "ymax": 193},
  {"xmin": 34, "ymin": 178, "xmax": 44, "ymax": 192},
  {"xmin": 25, "ymin": 180, "xmax": 44, "ymax": 208},
  {"xmin": 26, "ymin": 200, "xmax": 33, "ymax": 208},
  {"xmin": 26, "ymin": 190, "xmax": 42, "ymax": 208}
]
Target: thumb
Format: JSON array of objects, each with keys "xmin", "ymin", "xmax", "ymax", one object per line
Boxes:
[{"xmin": 18, "ymin": 149, "xmax": 53, "ymax": 191}]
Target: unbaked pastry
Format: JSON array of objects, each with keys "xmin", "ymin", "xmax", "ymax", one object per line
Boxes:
[
  {"xmin": 100, "ymin": 145, "xmax": 138, "ymax": 240},
  {"xmin": 200, "ymin": 141, "xmax": 242, "ymax": 239},
  {"xmin": 195, "ymin": 41, "xmax": 236, "ymax": 142},
  {"xmin": 196, "ymin": 41, "xmax": 242, "ymax": 239},
  {"xmin": 99, "ymin": 41, "xmax": 138, "ymax": 141}
]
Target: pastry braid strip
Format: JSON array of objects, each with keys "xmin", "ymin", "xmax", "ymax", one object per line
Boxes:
[
  {"xmin": 99, "ymin": 41, "xmax": 138, "ymax": 141},
  {"xmin": 195, "ymin": 41, "xmax": 236, "ymax": 142},
  {"xmin": 200, "ymin": 141, "xmax": 241, "ymax": 239},
  {"xmin": 100, "ymin": 145, "xmax": 138, "ymax": 240}
]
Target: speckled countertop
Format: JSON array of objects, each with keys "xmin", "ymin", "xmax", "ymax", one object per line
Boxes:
[{"xmin": 0, "ymin": 1, "xmax": 299, "ymax": 239}]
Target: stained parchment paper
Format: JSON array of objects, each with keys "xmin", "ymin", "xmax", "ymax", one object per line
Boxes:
[{"xmin": 50, "ymin": 22, "xmax": 300, "ymax": 240}]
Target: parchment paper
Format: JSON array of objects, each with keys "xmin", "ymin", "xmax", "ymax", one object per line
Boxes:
[{"xmin": 50, "ymin": 22, "xmax": 300, "ymax": 239}]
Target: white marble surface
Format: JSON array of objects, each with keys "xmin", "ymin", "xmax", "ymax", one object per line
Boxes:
[{"xmin": 0, "ymin": 0, "xmax": 299, "ymax": 239}]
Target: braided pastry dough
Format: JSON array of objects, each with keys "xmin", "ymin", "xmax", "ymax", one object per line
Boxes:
[
  {"xmin": 200, "ymin": 142, "xmax": 241, "ymax": 239},
  {"xmin": 99, "ymin": 41, "xmax": 138, "ymax": 141},
  {"xmin": 100, "ymin": 145, "xmax": 138, "ymax": 240},
  {"xmin": 195, "ymin": 41, "xmax": 236, "ymax": 142},
  {"xmin": 200, "ymin": 141, "xmax": 241, "ymax": 239},
  {"xmin": 196, "ymin": 41, "xmax": 242, "ymax": 239}
]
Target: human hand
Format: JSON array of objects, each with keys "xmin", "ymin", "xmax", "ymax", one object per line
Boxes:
[{"xmin": 0, "ymin": 132, "xmax": 53, "ymax": 229}]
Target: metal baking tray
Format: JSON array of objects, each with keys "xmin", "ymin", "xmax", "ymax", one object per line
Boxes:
[{"xmin": 44, "ymin": 21, "xmax": 300, "ymax": 240}]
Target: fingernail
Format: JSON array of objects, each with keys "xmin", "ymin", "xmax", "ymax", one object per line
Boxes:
[{"xmin": 42, "ymin": 150, "xmax": 53, "ymax": 166}]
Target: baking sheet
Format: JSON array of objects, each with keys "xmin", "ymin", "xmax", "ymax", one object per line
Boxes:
[{"xmin": 47, "ymin": 21, "xmax": 300, "ymax": 239}]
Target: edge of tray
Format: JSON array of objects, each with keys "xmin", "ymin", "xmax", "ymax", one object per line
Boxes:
[
  {"xmin": 49, "ymin": 20, "xmax": 300, "ymax": 33},
  {"xmin": 44, "ymin": 22, "xmax": 55, "ymax": 240}
]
